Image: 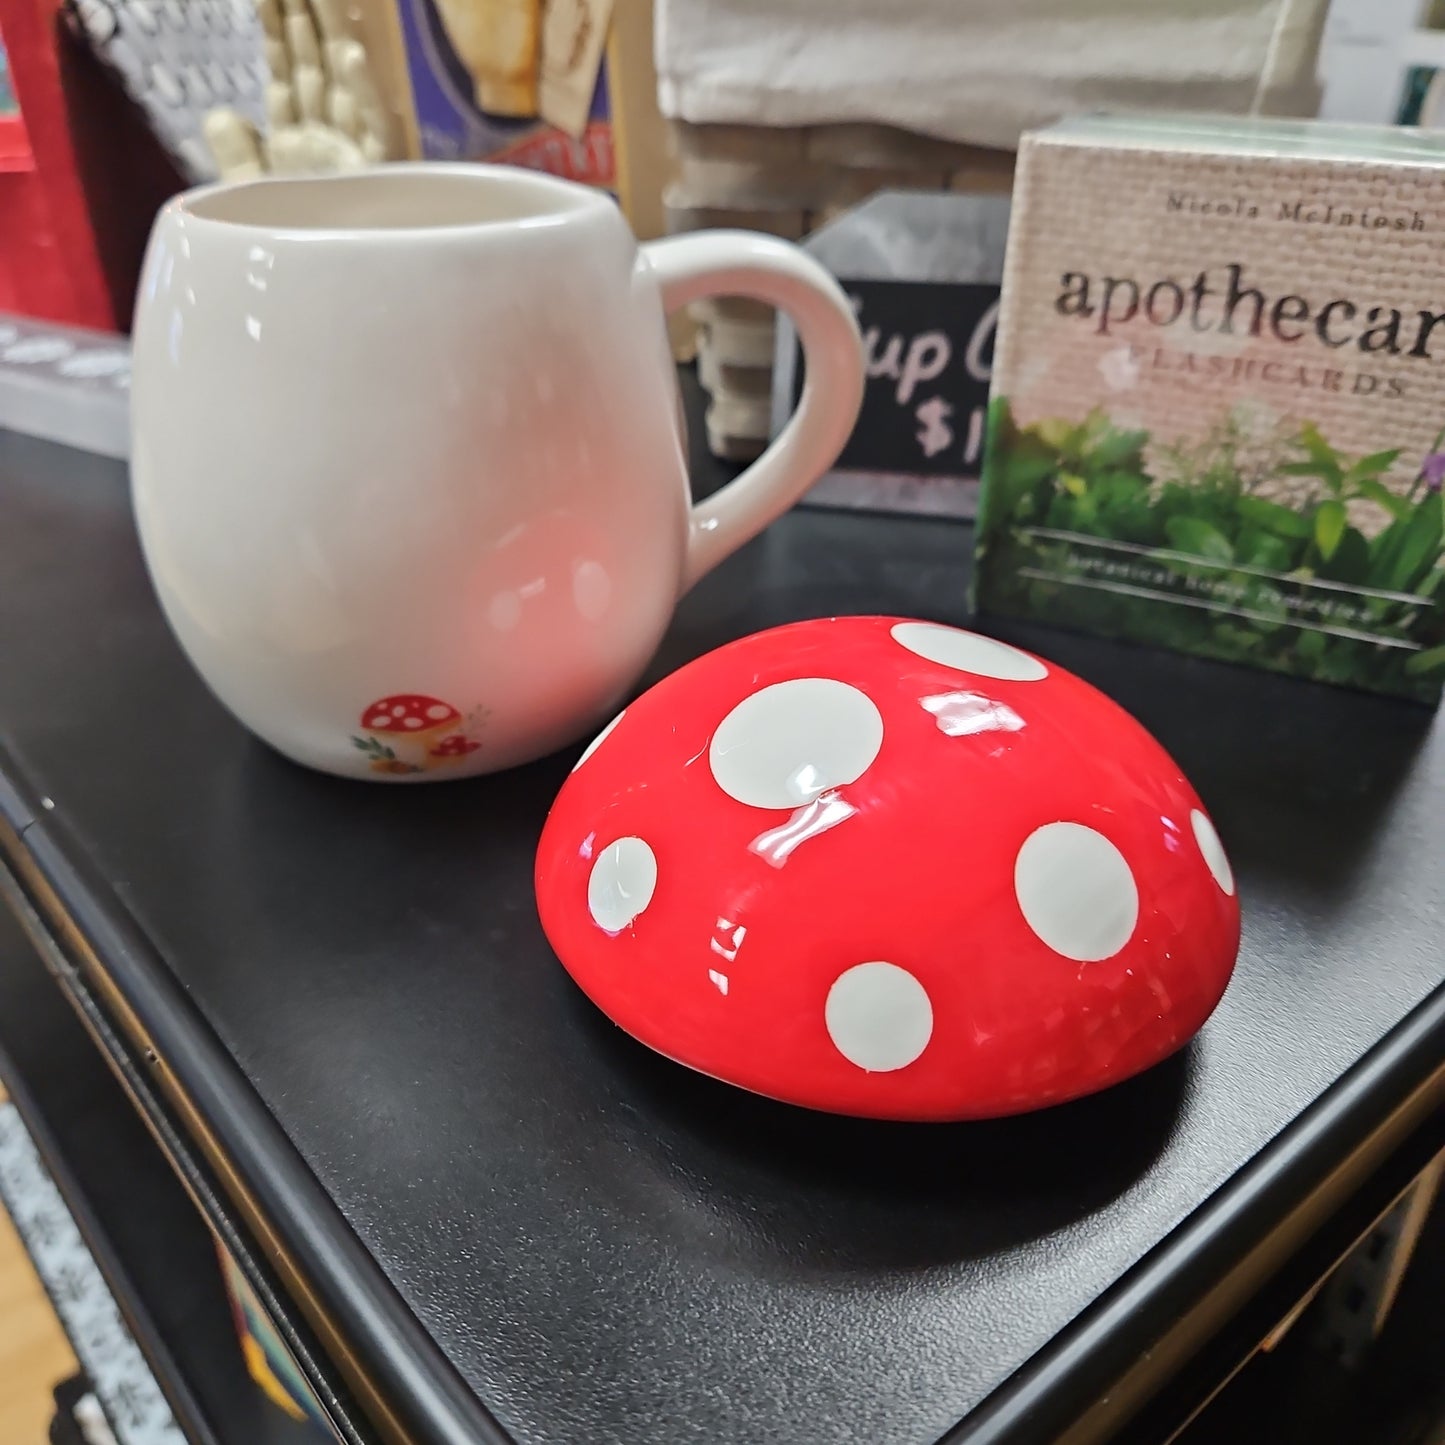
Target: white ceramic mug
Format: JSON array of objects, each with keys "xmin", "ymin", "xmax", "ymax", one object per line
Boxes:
[{"xmin": 131, "ymin": 165, "xmax": 863, "ymax": 779}]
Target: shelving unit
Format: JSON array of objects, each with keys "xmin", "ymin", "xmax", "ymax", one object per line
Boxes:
[{"xmin": 0, "ymin": 366, "xmax": 1441, "ymax": 1445}]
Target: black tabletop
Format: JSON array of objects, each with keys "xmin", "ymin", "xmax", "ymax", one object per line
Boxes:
[{"xmin": 0, "ymin": 415, "xmax": 1442, "ymax": 1445}]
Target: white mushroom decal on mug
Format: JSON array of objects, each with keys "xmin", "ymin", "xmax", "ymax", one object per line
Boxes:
[
  {"xmin": 534, "ymin": 616, "xmax": 1242, "ymax": 1121},
  {"xmin": 352, "ymin": 694, "xmax": 488, "ymax": 775}
]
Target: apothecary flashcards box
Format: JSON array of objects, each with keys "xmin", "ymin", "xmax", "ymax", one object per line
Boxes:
[{"xmin": 977, "ymin": 115, "xmax": 1445, "ymax": 702}]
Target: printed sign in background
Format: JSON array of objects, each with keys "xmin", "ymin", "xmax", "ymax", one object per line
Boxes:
[
  {"xmin": 798, "ymin": 278, "xmax": 997, "ymax": 478},
  {"xmin": 772, "ymin": 191, "xmax": 1010, "ymax": 520}
]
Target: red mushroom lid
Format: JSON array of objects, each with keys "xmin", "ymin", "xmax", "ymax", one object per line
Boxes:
[
  {"xmin": 534, "ymin": 616, "xmax": 1240, "ymax": 1121},
  {"xmin": 360, "ymin": 695, "xmax": 460, "ymax": 734}
]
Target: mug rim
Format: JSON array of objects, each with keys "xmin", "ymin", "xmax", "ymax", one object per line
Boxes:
[{"xmin": 171, "ymin": 162, "xmax": 613, "ymax": 239}]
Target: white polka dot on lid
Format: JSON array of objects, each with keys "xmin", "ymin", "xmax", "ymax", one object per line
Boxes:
[
  {"xmin": 587, "ymin": 836, "xmax": 657, "ymax": 933},
  {"xmin": 825, "ymin": 962, "xmax": 933, "ymax": 1072},
  {"xmin": 891, "ymin": 622, "xmax": 1048, "ymax": 682},
  {"xmin": 1191, "ymin": 809, "xmax": 1234, "ymax": 896},
  {"xmin": 426, "ymin": 704, "xmax": 451, "ymax": 720},
  {"xmin": 709, "ymin": 678, "xmax": 883, "ymax": 809},
  {"xmin": 572, "ymin": 710, "xmax": 625, "ymax": 772},
  {"xmin": 1015, "ymin": 822, "xmax": 1139, "ymax": 962}
]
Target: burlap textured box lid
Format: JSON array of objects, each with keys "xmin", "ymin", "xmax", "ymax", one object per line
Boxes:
[{"xmin": 976, "ymin": 115, "xmax": 1445, "ymax": 702}]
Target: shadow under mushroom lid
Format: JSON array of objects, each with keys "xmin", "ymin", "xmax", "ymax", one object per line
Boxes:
[{"xmin": 534, "ymin": 617, "xmax": 1241, "ymax": 1122}]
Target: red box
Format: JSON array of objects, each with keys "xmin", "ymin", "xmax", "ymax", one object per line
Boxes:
[{"xmin": 0, "ymin": 0, "xmax": 111, "ymax": 326}]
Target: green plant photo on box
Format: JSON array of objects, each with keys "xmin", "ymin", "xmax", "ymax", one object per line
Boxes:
[{"xmin": 977, "ymin": 398, "xmax": 1445, "ymax": 701}]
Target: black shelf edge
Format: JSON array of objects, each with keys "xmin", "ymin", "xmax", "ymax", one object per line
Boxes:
[
  {"xmin": 0, "ymin": 846, "xmax": 366, "ymax": 1445},
  {"xmin": 3, "ymin": 730, "xmax": 1444, "ymax": 1445},
  {"xmin": 0, "ymin": 901, "xmax": 319, "ymax": 1445},
  {"xmin": 944, "ymin": 979, "xmax": 1445, "ymax": 1445},
  {"xmin": 0, "ymin": 766, "xmax": 510, "ymax": 1445},
  {"xmin": 1116, "ymin": 1114, "xmax": 1445, "ymax": 1445}
]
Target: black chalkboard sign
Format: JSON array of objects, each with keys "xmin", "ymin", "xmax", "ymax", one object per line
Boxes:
[{"xmin": 797, "ymin": 279, "xmax": 999, "ymax": 477}]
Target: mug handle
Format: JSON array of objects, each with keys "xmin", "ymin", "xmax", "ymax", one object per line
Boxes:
[{"xmin": 641, "ymin": 231, "xmax": 865, "ymax": 593}]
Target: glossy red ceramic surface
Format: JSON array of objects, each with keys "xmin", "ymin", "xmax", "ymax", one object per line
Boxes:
[{"xmin": 534, "ymin": 617, "xmax": 1241, "ymax": 1120}]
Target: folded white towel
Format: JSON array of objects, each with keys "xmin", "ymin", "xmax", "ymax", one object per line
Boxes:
[{"xmin": 656, "ymin": 0, "xmax": 1327, "ymax": 151}]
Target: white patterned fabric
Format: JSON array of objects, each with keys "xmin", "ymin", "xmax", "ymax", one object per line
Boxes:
[
  {"xmin": 655, "ymin": 0, "xmax": 1329, "ymax": 151},
  {"xmin": 0, "ymin": 1101, "xmax": 185, "ymax": 1445},
  {"xmin": 65, "ymin": 0, "xmax": 267, "ymax": 181}
]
